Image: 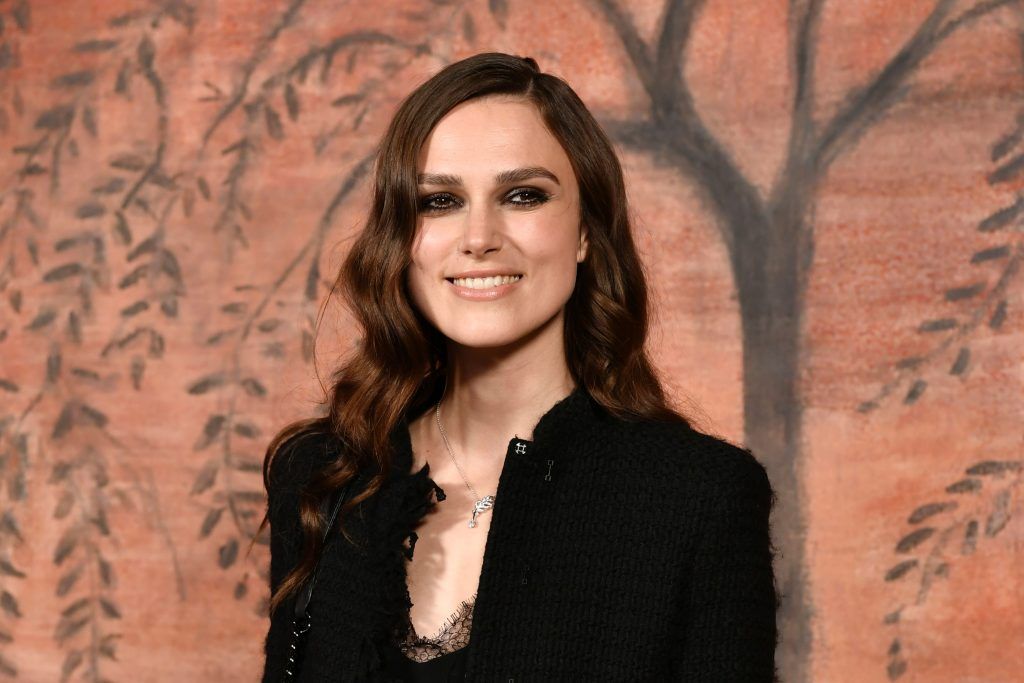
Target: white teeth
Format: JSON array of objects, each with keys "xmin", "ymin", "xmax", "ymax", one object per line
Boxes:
[{"xmin": 451, "ymin": 274, "xmax": 522, "ymax": 289}]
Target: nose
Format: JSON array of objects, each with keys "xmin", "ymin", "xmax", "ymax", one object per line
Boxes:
[{"xmin": 458, "ymin": 201, "xmax": 502, "ymax": 256}]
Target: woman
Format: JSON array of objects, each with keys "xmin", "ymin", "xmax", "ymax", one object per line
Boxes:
[{"xmin": 258, "ymin": 52, "xmax": 779, "ymax": 682}]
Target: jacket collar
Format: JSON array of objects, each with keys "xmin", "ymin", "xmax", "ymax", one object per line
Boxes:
[{"xmin": 388, "ymin": 383, "xmax": 603, "ymax": 475}]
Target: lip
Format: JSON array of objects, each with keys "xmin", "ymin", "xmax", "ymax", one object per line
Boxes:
[
  {"xmin": 445, "ymin": 274, "xmax": 524, "ymax": 301},
  {"xmin": 446, "ymin": 269, "xmax": 523, "ymax": 279}
]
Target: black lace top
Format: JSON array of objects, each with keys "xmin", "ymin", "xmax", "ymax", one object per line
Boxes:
[{"xmin": 379, "ymin": 593, "xmax": 476, "ymax": 680}]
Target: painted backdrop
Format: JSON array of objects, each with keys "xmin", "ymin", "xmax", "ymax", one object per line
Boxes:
[{"xmin": 1, "ymin": 1, "xmax": 1022, "ymax": 681}]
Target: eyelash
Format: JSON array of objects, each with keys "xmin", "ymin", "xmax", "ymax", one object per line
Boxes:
[{"xmin": 417, "ymin": 188, "xmax": 550, "ymax": 214}]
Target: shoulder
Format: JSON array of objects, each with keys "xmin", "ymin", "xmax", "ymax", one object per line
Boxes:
[
  {"xmin": 602, "ymin": 416, "xmax": 773, "ymax": 503},
  {"xmin": 266, "ymin": 428, "xmax": 342, "ymax": 504}
]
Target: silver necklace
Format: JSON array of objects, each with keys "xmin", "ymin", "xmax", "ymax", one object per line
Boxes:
[{"xmin": 434, "ymin": 400, "xmax": 495, "ymax": 528}]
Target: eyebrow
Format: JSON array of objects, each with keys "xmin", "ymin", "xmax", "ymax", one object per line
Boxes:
[{"xmin": 416, "ymin": 166, "xmax": 561, "ymax": 187}]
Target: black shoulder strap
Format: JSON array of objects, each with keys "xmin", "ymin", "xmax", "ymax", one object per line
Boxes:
[{"xmin": 293, "ymin": 475, "xmax": 358, "ymax": 620}]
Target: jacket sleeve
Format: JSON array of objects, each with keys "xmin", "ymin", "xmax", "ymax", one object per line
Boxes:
[
  {"xmin": 672, "ymin": 445, "xmax": 780, "ymax": 682},
  {"xmin": 261, "ymin": 430, "xmax": 323, "ymax": 683}
]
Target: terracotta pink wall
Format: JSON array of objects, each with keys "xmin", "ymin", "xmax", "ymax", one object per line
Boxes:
[{"xmin": 1, "ymin": 1, "xmax": 1021, "ymax": 681}]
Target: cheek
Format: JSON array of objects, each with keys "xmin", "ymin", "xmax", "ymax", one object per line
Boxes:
[
  {"xmin": 410, "ymin": 225, "xmax": 450, "ymax": 272},
  {"xmin": 406, "ymin": 226, "xmax": 459, "ymax": 323},
  {"xmin": 521, "ymin": 214, "xmax": 582, "ymax": 269},
  {"xmin": 409, "ymin": 226, "xmax": 445, "ymax": 277}
]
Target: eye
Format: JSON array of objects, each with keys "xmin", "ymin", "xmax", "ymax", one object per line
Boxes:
[
  {"xmin": 506, "ymin": 188, "xmax": 550, "ymax": 207},
  {"xmin": 418, "ymin": 192, "xmax": 461, "ymax": 214}
]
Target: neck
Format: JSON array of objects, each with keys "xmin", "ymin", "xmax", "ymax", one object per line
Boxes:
[{"xmin": 436, "ymin": 316, "xmax": 575, "ymax": 459}]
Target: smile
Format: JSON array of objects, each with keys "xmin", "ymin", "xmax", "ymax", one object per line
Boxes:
[
  {"xmin": 450, "ymin": 274, "xmax": 522, "ymax": 289},
  {"xmin": 445, "ymin": 274, "xmax": 524, "ymax": 300}
]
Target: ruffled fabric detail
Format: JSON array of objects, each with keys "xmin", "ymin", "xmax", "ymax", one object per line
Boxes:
[
  {"xmin": 399, "ymin": 463, "xmax": 447, "ymax": 561},
  {"xmin": 361, "ymin": 455, "xmax": 447, "ymax": 661}
]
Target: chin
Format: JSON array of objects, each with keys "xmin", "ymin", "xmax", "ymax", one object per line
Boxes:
[
  {"xmin": 444, "ymin": 329, "xmax": 529, "ymax": 350},
  {"xmin": 438, "ymin": 310, "xmax": 563, "ymax": 351}
]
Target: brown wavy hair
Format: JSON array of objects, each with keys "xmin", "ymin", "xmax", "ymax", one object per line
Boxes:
[{"xmin": 255, "ymin": 52, "xmax": 692, "ymax": 615}]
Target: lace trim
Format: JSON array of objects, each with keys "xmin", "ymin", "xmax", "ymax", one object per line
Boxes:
[{"xmin": 392, "ymin": 592, "xmax": 476, "ymax": 662}]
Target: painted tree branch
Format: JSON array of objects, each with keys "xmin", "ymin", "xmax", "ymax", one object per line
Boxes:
[
  {"xmin": 813, "ymin": 0, "xmax": 1022, "ymax": 173},
  {"xmin": 587, "ymin": 0, "xmax": 710, "ymax": 128},
  {"xmin": 774, "ymin": 0, "xmax": 825, "ymax": 203},
  {"xmin": 201, "ymin": 0, "xmax": 308, "ymax": 147},
  {"xmin": 788, "ymin": 0, "xmax": 825, "ymax": 138},
  {"xmin": 589, "ymin": 0, "xmax": 769, "ymax": 257},
  {"xmin": 653, "ymin": 0, "xmax": 704, "ymax": 116},
  {"xmin": 588, "ymin": 0, "xmax": 656, "ymax": 94}
]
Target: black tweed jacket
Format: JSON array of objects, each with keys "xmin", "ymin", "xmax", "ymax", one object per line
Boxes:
[{"xmin": 261, "ymin": 385, "xmax": 779, "ymax": 682}]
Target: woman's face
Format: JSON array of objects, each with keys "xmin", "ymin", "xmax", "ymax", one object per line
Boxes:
[{"xmin": 406, "ymin": 96, "xmax": 588, "ymax": 350}]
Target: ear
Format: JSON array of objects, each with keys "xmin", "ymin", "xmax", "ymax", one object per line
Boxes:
[{"xmin": 577, "ymin": 226, "xmax": 589, "ymax": 263}]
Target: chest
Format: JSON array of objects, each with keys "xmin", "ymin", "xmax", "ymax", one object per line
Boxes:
[{"xmin": 403, "ymin": 486, "xmax": 492, "ymax": 639}]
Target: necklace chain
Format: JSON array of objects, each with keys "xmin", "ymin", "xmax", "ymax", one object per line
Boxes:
[
  {"xmin": 433, "ymin": 388, "xmax": 496, "ymax": 528},
  {"xmin": 434, "ymin": 400, "xmax": 481, "ymax": 501}
]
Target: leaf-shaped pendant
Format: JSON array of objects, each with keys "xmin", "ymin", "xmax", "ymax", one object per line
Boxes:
[{"xmin": 468, "ymin": 495, "xmax": 495, "ymax": 528}]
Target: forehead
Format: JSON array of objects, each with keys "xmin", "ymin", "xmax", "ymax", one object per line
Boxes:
[{"xmin": 418, "ymin": 97, "xmax": 572, "ymax": 178}]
